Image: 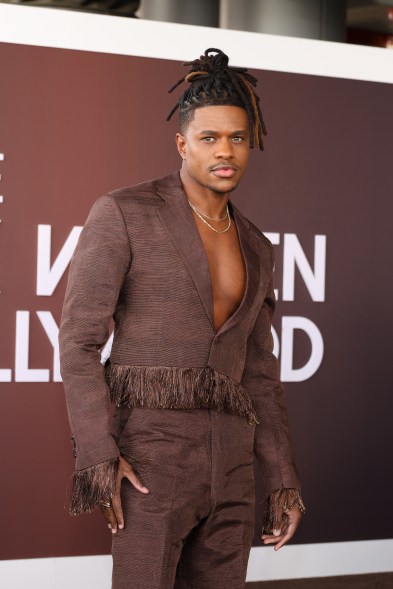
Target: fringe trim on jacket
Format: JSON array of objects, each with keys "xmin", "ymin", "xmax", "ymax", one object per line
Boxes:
[
  {"xmin": 261, "ymin": 487, "xmax": 306, "ymax": 535},
  {"xmin": 69, "ymin": 457, "xmax": 119, "ymax": 516},
  {"xmin": 104, "ymin": 362, "xmax": 259, "ymax": 426}
]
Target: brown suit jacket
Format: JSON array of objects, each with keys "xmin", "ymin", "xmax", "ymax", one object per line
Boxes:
[{"xmin": 59, "ymin": 170, "xmax": 302, "ymax": 516}]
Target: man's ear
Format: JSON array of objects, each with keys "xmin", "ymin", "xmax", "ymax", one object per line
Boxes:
[{"xmin": 175, "ymin": 133, "xmax": 187, "ymax": 160}]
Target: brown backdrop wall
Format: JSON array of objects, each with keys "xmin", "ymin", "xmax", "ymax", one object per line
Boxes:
[{"xmin": 0, "ymin": 42, "xmax": 392, "ymax": 560}]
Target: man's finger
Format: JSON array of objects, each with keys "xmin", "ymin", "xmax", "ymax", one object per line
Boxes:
[
  {"xmin": 274, "ymin": 533, "xmax": 291, "ymax": 551},
  {"xmin": 111, "ymin": 493, "xmax": 124, "ymax": 533},
  {"xmin": 260, "ymin": 530, "xmax": 291, "ymax": 549},
  {"xmin": 118, "ymin": 456, "xmax": 149, "ymax": 494},
  {"xmin": 110, "ymin": 469, "xmax": 126, "ymax": 533},
  {"xmin": 124, "ymin": 469, "xmax": 149, "ymax": 494},
  {"xmin": 273, "ymin": 512, "xmax": 298, "ymax": 549},
  {"xmin": 277, "ymin": 515, "xmax": 289, "ymax": 536},
  {"xmin": 262, "ymin": 514, "xmax": 299, "ymax": 549},
  {"xmin": 99, "ymin": 504, "xmax": 117, "ymax": 531},
  {"xmin": 261, "ymin": 533, "xmax": 284, "ymax": 544}
]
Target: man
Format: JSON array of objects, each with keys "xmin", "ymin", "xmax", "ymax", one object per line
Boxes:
[{"xmin": 59, "ymin": 48, "xmax": 305, "ymax": 589}]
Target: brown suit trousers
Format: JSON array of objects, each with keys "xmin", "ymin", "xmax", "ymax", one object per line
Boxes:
[{"xmin": 110, "ymin": 406, "xmax": 256, "ymax": 589}]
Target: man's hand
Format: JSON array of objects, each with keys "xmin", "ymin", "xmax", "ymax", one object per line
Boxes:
[
  {"xmin": 260, "ymin": 507, "xmax": 303, "ymax": 551},
  {"xmin": 99, "ymin": 455, "xmax": 149, "ymax": 534}
]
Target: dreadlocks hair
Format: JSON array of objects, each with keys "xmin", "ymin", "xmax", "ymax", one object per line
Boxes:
[{"xmin": 166, "ymin": 48, "xmax": 267, "ymax": 150}]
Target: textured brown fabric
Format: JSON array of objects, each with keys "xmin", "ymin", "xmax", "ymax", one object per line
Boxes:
[
  {"xmin": 111, "ymin": 406, "xmax": 256, "ymax": 589},
  {"xmin": 59, "ymin": 170, "xmax": 302, "ymax": 518},
  {"xmin": 239, "ymin": 273, "xmax": 302, "ymax": 494}
]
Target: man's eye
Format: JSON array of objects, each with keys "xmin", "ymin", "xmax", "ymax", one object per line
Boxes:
[
  {"xmin": 232, "ymin": 136, "xmax": 245, "ymax": 142},
  {"xmin": 201, "ymin": 137, "xmax": 215, "ymax": 142}
]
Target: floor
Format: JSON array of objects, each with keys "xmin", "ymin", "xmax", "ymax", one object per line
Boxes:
[{"xmin": 246, "ymin": 573, "xmax": 393, "ymax": 588}]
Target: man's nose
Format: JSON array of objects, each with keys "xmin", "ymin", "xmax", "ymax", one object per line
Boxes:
[{"xmin": 214, "ymin": 139, "xmax": 234, "ymax": 159}]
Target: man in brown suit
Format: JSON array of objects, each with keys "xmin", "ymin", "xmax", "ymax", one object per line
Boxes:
[{"xmin": 59, "ymin": 48, "xmax": 305, "ymax": 588}]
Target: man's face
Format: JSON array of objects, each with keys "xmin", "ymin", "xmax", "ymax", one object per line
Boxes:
[{"xmin": 176, "ymin": 105, "xmax": 250, "ymax": 195}]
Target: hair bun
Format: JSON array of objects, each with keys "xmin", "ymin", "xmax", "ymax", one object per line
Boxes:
[{"xmin": 203, "ymin": 48, "xmax": 229, "ymax": 72}]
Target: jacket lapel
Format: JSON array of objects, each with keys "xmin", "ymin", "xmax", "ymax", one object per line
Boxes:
[
  {"xmin": 156, "ymin": 171, "xmax": 262, "ymax": 336},
  {"xmin": 223, "ymin": 201, "xmax": 261, "ymax": 335}
]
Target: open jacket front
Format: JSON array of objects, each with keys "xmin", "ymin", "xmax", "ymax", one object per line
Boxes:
[{"xmin": 59, "ymin": 170, "xmax": 303, "ymax": 524}]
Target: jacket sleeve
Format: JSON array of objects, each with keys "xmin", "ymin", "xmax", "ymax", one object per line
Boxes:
[
  {"xmin": 241, "ymin": 243, "xmax": 305, "ymax": 533},
  {"xmin": 59, "ymin": 193, "xmax": 131, "ymax": 516}
]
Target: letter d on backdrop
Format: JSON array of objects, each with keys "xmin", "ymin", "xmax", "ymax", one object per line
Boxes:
[{"xmin": 280, "ymin": 316, "xmax": 324, "ymax": 382}]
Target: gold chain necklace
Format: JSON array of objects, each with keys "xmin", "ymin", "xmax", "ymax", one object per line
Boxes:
[
  {"xmin": 188, "ymin": 200, "xmax": 231, "ymax": 234},
  {"xmin": 188, "ymin": 200, "xmax": 228, "ymax": 221}
]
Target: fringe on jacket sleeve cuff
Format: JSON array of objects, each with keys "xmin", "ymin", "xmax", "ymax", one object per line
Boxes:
[
  {"xmin": 69, "ymin": 457, "xmax": 120, "ymax": 516},
  {"xmin": 261, "ymin": 487, "xmax": 306, "ymax": 535}
]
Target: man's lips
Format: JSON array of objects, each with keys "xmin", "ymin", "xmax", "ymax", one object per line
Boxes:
[{"xmin": 210, "ymin": 165, "xmax": 238, "ymax": 178}]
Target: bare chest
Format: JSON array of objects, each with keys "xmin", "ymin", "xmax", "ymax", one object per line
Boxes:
[{"xmin": 195, "ymin": 217, "xmax": 247, "ymax": 332}]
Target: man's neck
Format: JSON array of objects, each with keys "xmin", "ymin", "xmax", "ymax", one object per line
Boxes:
[{"xmin": 180, "ymin": 168, "xmax": 230, "ymax": 218}]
